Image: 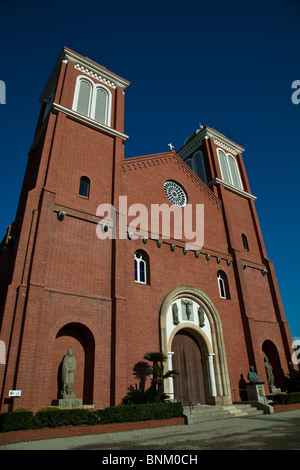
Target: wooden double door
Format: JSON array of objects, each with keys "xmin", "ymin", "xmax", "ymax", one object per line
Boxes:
[{"xmin": 172, "ymin": 330, "xmax": 207, "ymax": 406}]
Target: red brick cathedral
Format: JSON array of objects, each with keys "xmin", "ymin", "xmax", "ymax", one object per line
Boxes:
[{"xmin": 0, "ymin": 48, "xmax": 293, "ymax": 412}]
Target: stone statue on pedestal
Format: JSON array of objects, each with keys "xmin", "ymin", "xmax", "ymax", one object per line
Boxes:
[
  {"xmin": 264, "ymin": 356, "xmax": 280, "ymax": 393},
  {"xmin": 247, "ymin": 365, "xmax": 259, "ymax": 384},
  {"xmin": 61, "ymin": 349, "xmax": 76, "ymax": 399}
]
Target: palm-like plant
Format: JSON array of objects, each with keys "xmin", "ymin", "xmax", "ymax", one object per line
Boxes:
[{"xmin": 143, "ymin": 352, "xmax": 178, "ymax": 398}]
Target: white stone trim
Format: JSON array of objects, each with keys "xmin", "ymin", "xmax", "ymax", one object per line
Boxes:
[
  {"xmin": 207, "ymin": 353, "xmax": 217, "ymax": 397},
  {"xmin": 39, "ymin": 47, "xmax": 130, "ymax": 104},
  {"xmin": 64, "ymin": 49, "xmax": 130, "ymax": 91},
  {"xmin": 160, "ymin": 286, "xmax": 232, "ymax": 404},
  {"xmin": 72, "ymin": 75, "xmax": 112, "ymax": 127},
  {"xmin": 178, "ymin": 127, "xmax": 244, "ymax": 160},
  {"xmin": 207, "ymin": 177, "xmax": 257, "ymax": 200},
  {"xmin": 74, "ymin": 63, "xmax": 117, "ymax": 89},
  {"xmin": 216, "ymin": 147, "xmax": 244, "ymax": 190},
  {"xmin": 52, "ymin": 103, "xmax": 129, "ymax": 141}
]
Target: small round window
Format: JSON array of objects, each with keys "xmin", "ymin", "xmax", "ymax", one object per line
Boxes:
[{"xmin": 164, "ymin": 181, "xmax": 187, "ymax": 207}]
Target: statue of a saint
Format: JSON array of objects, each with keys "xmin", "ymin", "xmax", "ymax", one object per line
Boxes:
[
  {"xmin": 172, "ymin": 303, "xmax": 179, "ymax": 325},
  {"xmin": 61, "ymin": 349, "xmax": 76, "ymax": 399},
  {"xmin": 198, "ymin": 306, "xmax": 205, "ymax": 328},
  {"xmin": 264, "ymin": 356, "xmax": 275, "ymax": 392},
  {"xmin": 247, "ymin": 365, "xmax": 259, "ymax": 384}
]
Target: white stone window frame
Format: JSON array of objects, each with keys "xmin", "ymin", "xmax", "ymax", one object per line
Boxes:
[
  {"xmin": 134, "ymin": 251, "xmax": 147, "ymax": 284},
  {"xmin": 217, "ymin": 272, "xmax": 227, "ymax": 299},
  {"xmin": 72, "ymin": 75, "xmax": 112, "ymax": 127},
  {"xmin": 217, "ymin": 148, "xmax": 243, "ymax": 190},
  {"xmin": 185, "ymin": 150, "xmax": 207, "ymax": 184}
]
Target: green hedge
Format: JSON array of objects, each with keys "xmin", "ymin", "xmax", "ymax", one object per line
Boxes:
[
  {"xmin": 270, "ymin": 392, "xmax": 300, "ymax": 405},
  {"xmin": 96, "ymin": 402, "xmax": 183, "ymax": 424},
  {"xmin": 0, "ymin": 409, "xmax": 33, "ymax": 433},
  {"xmin": 33, "ymin": 407, "xmax": 100, "ymax": 429},
  {"xmin": 0, "ymin": 402, "xmax": 183, "ymax": 433}
]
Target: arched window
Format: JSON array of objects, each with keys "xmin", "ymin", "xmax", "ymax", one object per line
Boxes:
[
  {"xmin": 242, "ymin": 233, "xmax": 249, "ymax": 251},
  {"xmin": 228, "ymin": 155, "xmax": 243, "ymax": 189},
  {"xmin": 72, "ymin": 76, "xmax": 111, "ymax": 126},
  {"xmin": 217, "ymin": 149, "xmax": 231, "ymax": 184},
  {"xmin": 134, "ymin": 251, "xmax": 148, "ymax": 284},
  {"xmin": 79, "ymin": 176, "xmax": 90, "ymax": 198},
  {"xmin": 185, "ymin": 158, "xmax": 193, "ymax": 170},
  {"xmin": 184, "ymin": 151, "xmax": 207, "ymax": 183},
  {"xmin": 217, "ymin": 271, "xmax": 229, "ymax": 299},
  {"xmin": 194, "ymin": 152, "xmax": 207, "ymax": 183},
  {"xmin": 94, "ymin": 87, "xmax": 109, "ymax": 124},
  {"xmin": 217, "ymin": 149, "xmax": 243, "ymax": 190},
  {"xmin": 76, "ymin": 79, "xmax": 92, "ymax": 117}
]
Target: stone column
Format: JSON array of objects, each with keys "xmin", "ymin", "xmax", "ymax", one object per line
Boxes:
[
  {"xmin": 168, "ymin": 351, "xmax": 175, "ymax": 400},
  {"xmin": 207, "ymin": 353, "xmax": 217, "ymax": 397}
]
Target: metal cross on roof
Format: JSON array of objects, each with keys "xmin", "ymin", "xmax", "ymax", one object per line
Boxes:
[{"xmin": 168, "ymin": 143, "xmax": 174, "ymax": 150}]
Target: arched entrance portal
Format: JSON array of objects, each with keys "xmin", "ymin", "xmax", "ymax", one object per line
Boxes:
[
  {"xmin": 160, "ymin": 286, "xmax": 232, "ymax": 406},
  {"xmin": 172, "ymin": 330, "xmax": 207, "ymax": 405}
]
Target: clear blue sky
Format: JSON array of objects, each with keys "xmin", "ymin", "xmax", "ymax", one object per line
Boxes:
[{"xmin": 0, "ymin": 0, "xmax": 299, "ymax": 340}]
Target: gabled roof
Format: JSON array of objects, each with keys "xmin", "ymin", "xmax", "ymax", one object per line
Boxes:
[{"xmin": 122, "ymin": 150, "xmax": 222, "ymax": 209}]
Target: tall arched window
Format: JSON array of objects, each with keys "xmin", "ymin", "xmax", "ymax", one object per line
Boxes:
[
  {"xmin": 79, "ymin": 176, "xmax": 90, "ymax": 198},
  {"xmin": 217, "ymin": 149, "xmax": 231, "ymax": 184},
  {"xmin": 217, "ymin": 271, "xmax": 229, "ymax": 299},
  {"xmin": 217, "ymin": 149, "xmax": 243, "ymax": 190},
  {"xmin": 76, "ymin": 79, "xmax": 92, "ymax": 117},
  {"xmin": 194, "ymin": 152, "xmax": 207, "ymax": 183},
  {"xmin": 242, "ymin": 233, "xmax": 249, "ymax": 251},
  {"xmin": 72, "ymin": 76, "xmax": 111, "ymax": 126},
  {"xmin": 184, "ymin": 151, "xmax": 207, "ymax": 183},
  {"xmin": 228, "ymin": 155, "xmax": 242, "ymax": 189},
  {"xmin": 134, "ymin": 251, "xmax": 148, "ymax": 284},
  {"xmin": 94, "ymin": 87, "xmax": 109, "ymax": 124}
]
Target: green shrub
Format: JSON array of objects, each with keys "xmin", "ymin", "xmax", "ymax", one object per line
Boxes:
[
  {"xmin": 287, "ymin": 368, "xmax": 300, "ymax": 392},
  {"xmin": 270, "ymin": 392, "xmax": 300, "ymax": 405},
  {"xmin": 0, "ymin": 402, "xmax": 183, "ymax": 432},
  {"xmin": 33, "ymin": 408, "xmax": 99, "ymax": 429},
  {"xmin": 286, "ymin": 392, "xmax": 300, "ymax": 404},
  {"xmin": 122, "ymin": 389, "xmax": 157, "ymax": 405},
  {"xmin": 0, "ymin": 409, "xmax": 33, "ymax": 433},
  {"xmin": 96, "ymin": 402, "xmax": 183, "ymax": 424}
]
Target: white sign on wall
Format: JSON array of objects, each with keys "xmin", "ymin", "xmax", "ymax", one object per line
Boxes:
[{"xmin": 8, "ymin": 390, "xmax": 21, "ymax": 397}]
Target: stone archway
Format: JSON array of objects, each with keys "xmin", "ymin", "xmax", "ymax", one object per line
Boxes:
[
  {"xmin": 262, "ymin": 340, "xmax": 286, "ymax": 392},
  {"xmin": 51, "ymin": 322, "xmax": 95, "ymax": 405},
  {"xmin": 160, "ymin": 286, "xmax": 232, "ymax": 405}
]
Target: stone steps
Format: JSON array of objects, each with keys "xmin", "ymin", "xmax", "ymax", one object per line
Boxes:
[{"xmin": 183, "ymin": 404, "xmax": 264, "ymax": 424}]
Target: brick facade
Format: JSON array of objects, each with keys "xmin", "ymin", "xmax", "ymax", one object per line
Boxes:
[{"xmin": 0, "ymin": 47, "xmax": 294, "ymax": 412}]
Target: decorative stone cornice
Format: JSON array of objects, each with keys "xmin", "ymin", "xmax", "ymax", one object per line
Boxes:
[
  {"xmin": 64, "ymin": 48, "xmax": 130, "ymax": 91},
  {"xmin": 212, "ymin": 138, "xmax": 240, "ymax": 155},
  {"xmin": 178, "ymin": 126, "xmax": 245, "ymax": 160},
  {"xmin": 39, "ymin": 47, "xmax": 130, "ymax": 103},
  {"xmin": 74, "ymin": 63, "xmax": 117, "ymax": 89}
]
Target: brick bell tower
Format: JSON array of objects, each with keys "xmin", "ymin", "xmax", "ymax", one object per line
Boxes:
[
  {"xmin": 0, "ymin": 47, "xmax": 130, "ymax": 411},
  {"xmin": 177, "ymin": 126, "xmax": 293, "ymax": 389}
]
